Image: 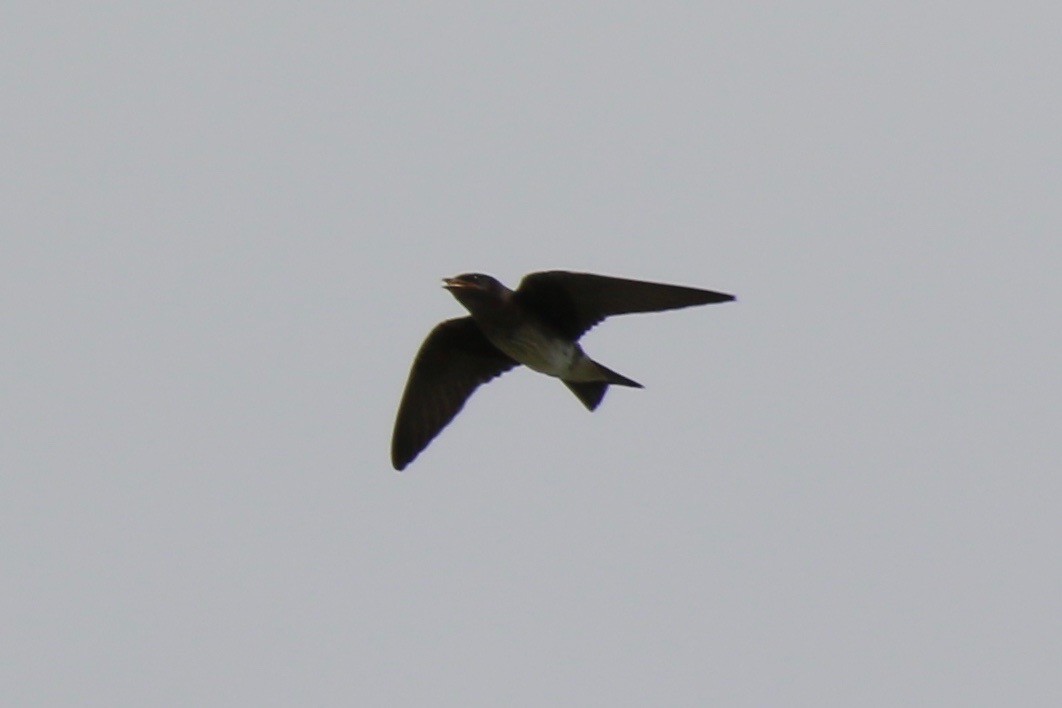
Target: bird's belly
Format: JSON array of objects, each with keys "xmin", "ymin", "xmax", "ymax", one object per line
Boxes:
[{"xmin": 489, "ymin": 327, "xmax": 578, "ymax": 378}]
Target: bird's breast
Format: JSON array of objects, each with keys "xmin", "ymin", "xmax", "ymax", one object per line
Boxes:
[{"xmin": 487, "ymin": 325, "xmax": 579, "ymax": 378}]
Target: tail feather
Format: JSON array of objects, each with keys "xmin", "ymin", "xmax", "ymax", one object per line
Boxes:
[
  {"xmin": 563, "ymin": 361, "xmax": 643, "ymax": 411},
  {"xmin": 592, "ymin": 361, "xmax": 643, "ymax": 389},
  {"xmin": 564, "ymin": 381, "xmax": 609, "ymax": 411}
]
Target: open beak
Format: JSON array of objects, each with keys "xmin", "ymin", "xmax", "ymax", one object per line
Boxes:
[{"xmin": 442, "ymin": 277, "xmax": 474, "ymax": 291}]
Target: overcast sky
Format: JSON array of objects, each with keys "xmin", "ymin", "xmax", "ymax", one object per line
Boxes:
[{"xmin": 4, "ymin": 3, "xmax": 1061, "ymax": 706}]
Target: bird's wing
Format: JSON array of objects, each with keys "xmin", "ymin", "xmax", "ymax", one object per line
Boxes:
[
  {"xmin": 391, "ymin": 317, "xmax": 518, "ymax": 470},
  {"xmin": 514, "ymin": 271, "xmax": 734, "ymax": 339}
]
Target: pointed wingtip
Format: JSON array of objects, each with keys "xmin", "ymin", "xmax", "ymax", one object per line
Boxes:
[
  {"xmin": 391, "ymin": 447, "xmax": 412, "ymax": 471},
  {"xmin": 712, "ymin": 291, "xmax": 736, "ymax": 303}
]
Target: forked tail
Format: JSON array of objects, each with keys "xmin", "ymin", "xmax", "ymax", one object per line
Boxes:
[{"xmin": 563, "ymin": 361, "xmax": 642, "ymax": 411}]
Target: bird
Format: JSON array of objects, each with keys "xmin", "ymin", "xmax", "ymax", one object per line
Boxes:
[{"xmin": 390, "ymin": 270, "xmax": 734, "ymax": 470}]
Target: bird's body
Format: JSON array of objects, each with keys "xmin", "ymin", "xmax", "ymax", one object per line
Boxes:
[
  {"xmin": 469, "ymin": 306, "xmax": 608, "ymax": 383},
  {"xmin": 488, "ymin": 322, "xmax": 583, "ymax": 379},
  {"xmin": 390, "ymin": 270, "xmax": 734, "ymax": 470}
]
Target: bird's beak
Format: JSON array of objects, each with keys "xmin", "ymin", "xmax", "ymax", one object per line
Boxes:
[{"xmin": 442, "ymin": 277, "xmax": 473, "ymax": 291}]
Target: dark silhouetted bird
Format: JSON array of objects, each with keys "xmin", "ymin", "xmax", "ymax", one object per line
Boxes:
[{"xmin": 390, "ymin": 271, "xmax": 734, "ymax": 470}]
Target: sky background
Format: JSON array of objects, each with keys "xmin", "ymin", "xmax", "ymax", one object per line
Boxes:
[{"xmin": 4, "ymin": 3, "xmax": 1061, "ymax": 705}]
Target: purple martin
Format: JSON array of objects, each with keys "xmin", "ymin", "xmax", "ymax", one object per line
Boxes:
[{"xmin": 390, "ymin": 271, "xmax": 734, "ymax": 470}]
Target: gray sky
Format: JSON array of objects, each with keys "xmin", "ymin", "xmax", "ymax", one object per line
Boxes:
[{"xmin": 4, "ymin": 3, "xmax": 1060, "ymax": 706}]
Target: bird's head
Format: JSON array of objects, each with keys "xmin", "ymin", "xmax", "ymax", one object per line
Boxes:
[{"xmin": 442, "ymin": 273, "xmax": 511, "ymax": 314}]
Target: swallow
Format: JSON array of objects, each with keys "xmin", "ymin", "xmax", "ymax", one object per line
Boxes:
[{"xmin": 390, "ymin": 270, "xmax": 734, "ymax": 470}]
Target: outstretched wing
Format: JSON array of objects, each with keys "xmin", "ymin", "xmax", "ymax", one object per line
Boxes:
[
  {"xmin": 391, "ymin": 317, "xmax": 518, "ymax": 470},
  {"xmin": 514, "ymin": 271, "xmax": 734, "ymax": 340}
]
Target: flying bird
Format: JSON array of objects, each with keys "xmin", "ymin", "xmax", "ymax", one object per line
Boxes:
[{"xmin": 390, "ymin": 271, "xmax": 734, "ymax": 470}]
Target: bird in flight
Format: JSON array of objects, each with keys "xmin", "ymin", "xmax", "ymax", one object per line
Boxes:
[{"xmin": 390, "ymin": 270, "xmax": 734, "ymax": 470}]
